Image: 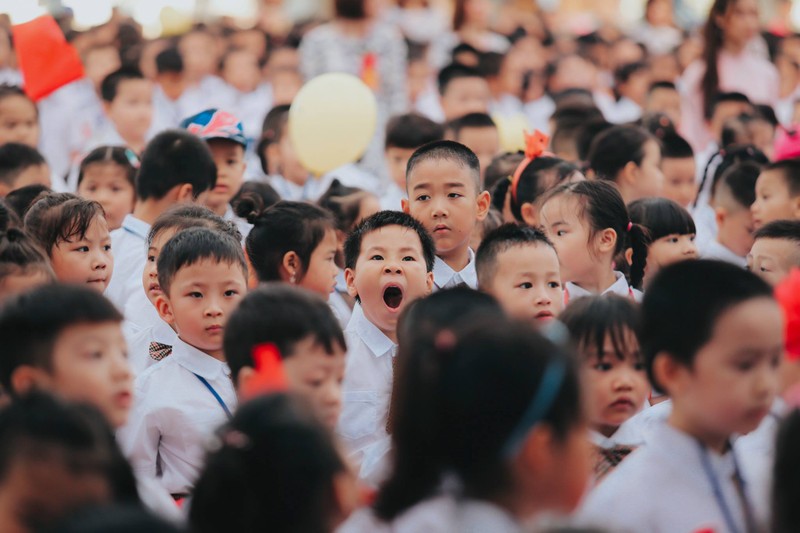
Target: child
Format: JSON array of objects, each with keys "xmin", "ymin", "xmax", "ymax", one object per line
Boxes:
[
  {"xmin": 606, "ymin": 62, "xmax": 650, "ymax": 124},
  {"xmin": 752, "ymin": 159, "xmax": 800, "ymax": 230},
  {"xmin": 0, "ymin": 85, "xmax": 39, "ymax": 148},
  {"xmin": 190, "ymin": 394, "xmax": 358, "ymax": 533},
  {"xmin": 644, "ymin": 81, "xmax": 682, "ymax": 129},
  {"xmin": 577, "ymin": 260, "xmax": 782, "ymax": 532},
  {"xmin": 507, "ymin": 147, "xmax": 566, "ymax": 227},
  {"xmin": 0, "ymin": 227, "xmax": 54, "ymax": 303},
  {"xmin": 587, "ymin": 124, "xmax": 665, "ymax": 204},
  {"xmin": 437, "ymin": 63, "xmax": 491, "ymax": 121},
  {"xmin": 402, "ymin": 140, "xmax": 491, "ymax": 290},
  {"xmin": 382, "ymin": 113, "xmax": 444, "ymax": 211},
  {"xmin": 76, "ymin": 146, "xmax": 138, "ymax": 231},
  {"xmin": 92, "ymin": 67, "xmax": 154, "ymax": 156},
  {"xmin": 702, "ymin": 161, "xmax": 760, "ymax": 267},
  {"xmin": 659, "ymin": 131, "xmax": 697, "ymax": 209},
  {"xmin": 476, "ymin": 223, "xmax": 564, "ymax": 323},
  {"xmin": 256, "ymin": 104, "xmax": 314, "ymax": 200},
  {"xmin": 628, "ymin": 197, "xmax": 698, "ymax": 287},
  {"xmin": 559, "ymin": 296, "xmax": 649, "ymax": 482},
  {"xmin": 104, "ymin": 129, "xmax": 216, "ymax": 311},
  {"xmin": 748, "ymin": 220, "xmax": 800, "ymax": 287},
  {"xmin": 24, "ymin": 193, "xmax": 114, "ymax": 293},
  {"xmin": 239, "ymin": 197, "xmax": 339, "ymax": 298},
  {"xmin": 219, "ymin": 47, "xmax": 272, "ymax": 145},
  {"xmin": 444, "ymin": 113, "xmax": 500, "ymax": 181},
  {"xmin": 119, "ymin": 227, "xmax": 248, "ymax": 497},
  {"xmin": 339, "ymin": 211, "xmax": 435, "ymax": 462},
  {"xmin": 0, "ymin": 143, "xmax": 50, "ymax": 197},
  {"xmin": 224, "ymin": 284, "xmax": 347, "ymax": 429},
  {"xmin": 539, "ymin": 180, "xmax": 647, "ymax": 303},
  {"xmin": 181, "ymin": 108, "xmax": 252, "ymax": 238}
]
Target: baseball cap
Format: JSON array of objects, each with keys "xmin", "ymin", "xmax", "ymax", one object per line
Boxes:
[{"xmin": 181, "ymin": 108, "xmax": 247, "ymax": 148}]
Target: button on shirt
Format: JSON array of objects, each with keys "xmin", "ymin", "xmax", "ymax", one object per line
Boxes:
[
  {"xmin": 432, "ymin": 249, "xmax": 478, "ymax": 290},
  {"xmin": 118, "ymin": 337, "xmax": 237, "ymax": 496},
  {"xmin": 338, "ymin": 304, "xmax": 397, "ymax": 464},
  {"xmin": 105, "ymin": 215, "xmax": 150, "ymax": 311}
]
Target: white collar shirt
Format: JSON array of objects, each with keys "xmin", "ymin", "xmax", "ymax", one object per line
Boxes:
[
  {"xmin": 432, "ymin": 248, "xmax": 477, "ymax": 290},
  {"xmin": 105, "ymin": 215, "xmax": 150, "ymax": 311}
]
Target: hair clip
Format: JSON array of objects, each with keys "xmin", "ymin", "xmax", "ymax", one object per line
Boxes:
[
  {"xmin": 434, "ymin": 329, "xmax": 457, "ymax": 353},
  {"xmin": 240, "ymin": 343, "xmax": 289, "ymax": 401},
  {"xmin": 627, "ymin": 221, "xmax": 633, "ymax": 232},
  {"xmin": 124, "ymin": 148, "xmax": 141, "ymax": 169},
  {"xmin": 510, "ymin": 130, "xmax": 552, "ymax": 204}
]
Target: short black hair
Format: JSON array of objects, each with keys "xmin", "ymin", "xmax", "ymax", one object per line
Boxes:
[
  {"xmin": 588, "ymin": 124, "xmax": 654, "ymax": 182},
  {"xmin": 224, "ymin": 284, "xmax": 346, "ymax": 383},
  {"xmin": 77, "ymin": 146, "xmax": 138, "ymax": 188},
  {"xmin": 385, "ymin": 113, "xmax": 445, "ymax": 150},
  {"xmin": 641, "ymin": 260, "xmax": 773, "ymax": 391},
  {"xmin": 344, "ymin": 210, "xmax": 435, "ymax": 271},
  {"xmin": 614, "ymin": 61, "xmax": 648, "ymax": 85},
  {"xmin": 753, "ymin": 219, "xmax": 800, "ymax": 243},
  {"xmin": 628, "ymin": 197, "xmax": 696, "ymax": 241},
  {"xmin": 24, "ymin": 193, "xmax": 106, "ymax": 256},
  {"xmin": 576, "ymin": 120, "xmax": 613, "ymax": 162},
  {"xmin": 135, "ymin": 130, "xmax": 216, "ymax": 201},
  {"xmin": 0, "ymin": 285, "xmax": 122, "ymax": 394},
  {"xmin": 560, "ymin": 295, "xmax": 641, "ymax": 363},
  {"xmin": 0, "ymin": 143, "xmax": 46, "ymax": 186},
  {"xmin": 445, "ymin": 112, "xmax": 496, "ymax": 140},
  {"xmin": 147, "ymin": 204, "xmax": 242, "ymax": 248},
  {"xmin": 5, "ymin": 184, "xmax": 51, "ymax": 219},
  {"xmin": 256, "ymin": 105, "xmax": 290, "ymax": 174},
  {"xmin": 0, "ymin": 84, "xmax": 37, "ymax": 117},
  {"xmin": 648, "ymin": 80, "xmax": 677, "ymax": 94},
  {"xmin": 716, "ymin": 161, "xmax": 760, "ymax": 208},
  {"xmin": 406, "ymin": 140, "xmax": 481, "ymax": 190},
  {"xmin": 100, "ymin": 67, "xmax": 146, "ymax": 103},
  {"xmin": 157, "ymin": 227, "xmax": 247, "ymax": 296},
  {"xmin": 437, "ymin": 63, "xmax": 484, "ymax": 96},
  {"xmin": 155, "ymin": 47, "xmax": 183, "ymax": 75},
  {"xmin": 660, "ymin": 131, "xmax": 694, "ymax": 159},
  {"xmin": 0, "ymin": 227, "xmax": 53, "ymax": 283},
  {"xmin": 476, "ymin": 223, "xmax": 555, "ymax": 287},
  {"xmin": 710, "ymin": 91, "xmax": 752, "ymax": 116},
  {"xmin": 764, "ymin": 158, "xmax": 800, "ymax": 197}
]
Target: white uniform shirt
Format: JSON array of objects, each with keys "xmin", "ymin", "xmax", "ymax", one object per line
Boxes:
[
  {"xmin": 380, "ymin": 182, "xmax": 406, "ymax": 211},
  {"xmin": 701, "ymin": 239, "xmax": 747, "ymax": 268},
  {"xmin": 565, "ymin": 271, "xmax": 642, "ymax": 303},
  {"xmin": 337, "ymin": 304, "xmax": 397, "ymax": 464},
  {"xmin": 105, "ymin": 214, "xmax": 150, "ymax": 311},
  {"xmin": 125, "ymin": 319, "xmax": 178, "ymax": 375},
  {"xmin": 432, "ymin": 249, "xmax": 477, "ymax": 290},
  {"xmin": 118, "ymin": 337, "xmax": 236, "ymax": 496}
]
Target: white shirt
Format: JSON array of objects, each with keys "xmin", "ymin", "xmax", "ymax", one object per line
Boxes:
[
  {"xmin": 269, "ymin": 175, "xmax": 318, "ymax": 202},
  {"xmin": 337, "ymin": 304, "xmax": 397, "ymax": 464},
  {"xmin": 318, "ymin": 163, "xmax": 383, "ymax": 198},
  {"xmin": 589, "ymin": 418, "xmax": 647, "ymax": 451},
  {"xmin": 600, "ymin": 96, "xmax": 642, "ymax": 125},
  {"xmin": 701, "ymin": 239, "xmax": 746, "ymax": 268},
  {"xmin": 380, "ymin": 182, "xmax": 406, "ymax": 211},
  {"xmin": 105, "ymin": 214, "xmax": 150, "ymax": 311},
  {"xmin": 523, "ymin": 95, "xmax": 556, "ymax": 133},
  {"xmin": 433, "ymin": 249, "xmax": 477, "ymax": 290},
  {"xmin": 576, "ymin": 420, "xmax": 771, "ymax": 533},
  {"xmin": 565, "ymin": 271, "xmax": 642, "ymax": 303},
  {"xmin": 329, "ymin": 270, "xmax": 354, "ymax": 328},
  {"xmin": 125, "ymin": 319, "xmax": 178, "ymax": 375},
  {"xmin": 118, "ymin": 337, "xmax": 236, "ymax": 496}
]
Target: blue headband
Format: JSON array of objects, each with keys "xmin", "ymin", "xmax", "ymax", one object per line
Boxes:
[{"xmin": 500, "ymin": 358, "xmax": 566, "ymax": 459}]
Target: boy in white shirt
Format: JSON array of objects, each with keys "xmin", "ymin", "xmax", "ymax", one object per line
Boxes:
[
  {"xmin": 339, "ymin": 211, "xmax": 435, "ymax": 462},
  {"xmin": 402, "ymin": 140, "xmax": 491, "ymax": 290},
  {"xmin": 119, "ymin": 227, "xmax": 248, "ymax": 497},
  {"xmin": 577, "ymin": 260, "xmax": 782, "ymax": 533}
]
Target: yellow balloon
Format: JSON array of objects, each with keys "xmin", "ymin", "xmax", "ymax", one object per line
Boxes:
[
  {"xmin": 289, "ymin": 73, "xmax": 378, "ymax": 176},
  {"xmin": 492, "ymin": 113, "xmax": 529, "ymax": 153}
]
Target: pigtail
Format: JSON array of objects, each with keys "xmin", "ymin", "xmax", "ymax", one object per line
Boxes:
[
  {"xmin": 233, "ymin": 192, "xmax": 266, "ymax": 225},
  {"xmin": 626, "ymin": 223, "xmax": 650, "ymax": 291},
  {"xmin": 701, "ymin": 1, "xmax": 727, "ymax": 120}
]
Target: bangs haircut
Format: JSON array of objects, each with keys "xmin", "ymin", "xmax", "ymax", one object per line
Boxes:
[
  {"xmin": 754, "ymin": 220, "xmax": 800, "ymax": 243},
  {"xmin": 344, "ymin": 210, "xmax": 436, "ymax": 272},
  {"xmin": 628, "ymin": 197, "xmax": 696, "ymax": 241},
  {"xmin": 560, "ymin": 295, "xmax": 641, "ymax": 363},
  {"xmin": 406, "ymin": 140, "xmax": 481, "ymax": 191},
  {"xmin": 24, "ymin": 193, "xmax": 106, "ymax": 255},
  {"xmin": 0, "ymin": 228, "xmax": 54, "ymax": 281},
  {"xmin": 475, "ymin": 223, "xmax": 554, "ymax": 287}
]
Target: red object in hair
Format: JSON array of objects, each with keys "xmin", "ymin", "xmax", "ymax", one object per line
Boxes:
[
  {"xmin": 775, "ymin": 268, "xmax": 800, "ymax": 362},
  {"xmin": 510, "ymin": 130, "xmax": 552, "ymax": 203},
  {"xmin": 12, "ymin": 16, "xmax": 84, "ymax": 101},
  {"xmin": 774, "ymin": 126, "xmax": 800, "ymax": 161},
  {"xmin": 240, "ymin": 343, "xmax": 289, "ymax": 400}
]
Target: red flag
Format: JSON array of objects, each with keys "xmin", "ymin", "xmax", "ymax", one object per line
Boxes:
[
  {"xmin": 12, "ymin": 15, "xmax": 84, "ymax": 101},
  {"xmin": 240, "ymin": 343, "xmax": 289, "ymax": 401}
]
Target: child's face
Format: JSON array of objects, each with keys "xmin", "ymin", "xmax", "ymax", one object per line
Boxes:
[
  {"xmin": 645, "ymin": 88, "xmax": 681, "ymax": 128},
  {"xmin": 482, "ymin": 243, "xmax": 564, "ymax": 323},
  {"xmin": 0, "ymin": 163, "xmax": 50, "ymax": 197},
  {"xmin": 282, "ymin": 336, "xmax": 346, "ymax": 429},
  {"xmin": 0, "ymin": 95, "xmax": 39, "ymax": 147},
  {"xmin": 205, "ymin": 140, "xmax": 246, "ymax": 213},
  {"xmin": 84, "ymin": 47, "xmax": 121, "ymax": 91},
  {"xmin": 645, "ymin": 233, "xmax": 698, "ymax": 286},
  {"xmin": 666, "ymin": 297, "xmax": 782, "ymax": 445},
  {"xmin": 540, "ymin": 195, "xmax": 597, "ymax": 285},
  {"xmin": 385, "ymin": 146, "xmax": 416, "ymax": 192},
  {"xmin": 345, "ymin": 225, "xmax": 434, "ymax": 341},
  {"xmin": 142, "ymin": 227, "xmax": 179, "ymax": 309},
  {"xmin": 179, "ymin": 32, "xmax": 219, "ymax": 80},
  {"xmin": 752, "ymin": 169, "xmax": 800, "ymax": 229},
  {"xmin": 718, "ymin": 206, "xmax": 755, "ymax": 257},
  {"xmin": 631, "ymin": 139, "xmax": 664, "ymax": 200},
  {"xmin": 747, "ymin": 237, "xmax": 800, "ymax": 287},
  {"xmin": 403, "ymin": 159, "xmax": 490, "ymax": 262},
  {"xmin": 105, "ymin": 79, "xmax": 153, "ymax": 142},
  {"xmin": 456, "ymin": 126, "xmax": 500, "ymax": 181},
  {"xmin": 660, "ymin": 157, "xmax": 697, "ymax": 208},
  {"xmin": 440, "ymin": 78, "xmax": 491, "ymax": 121},
  {"xmin": 0, "ymin": 269, "xmax": 52, "ymax": 305},
  {"xmin": 270, "ymin": 135, "xmax": 308, "ymax": 186},
  {"xmin": 222, "ymin": 50, "xmax": 262, "ymax": 94},
  {"xmin": 582, "ymin": 331, "xmax": 649, "ymax": 436},
  {"xmin": 50, "ymin": 216, "xmax": 113, "ymax": 293},
  {"xmin": 299, "ymin": 229, "xmax": 339, "ymax": 300},
  {"xmin": 159, "ymin": 258, "xmax": 248, "ymax": 359},
  {"xmin": 77, "ymin": 163, "xmax": 135, "ymax": 231}
]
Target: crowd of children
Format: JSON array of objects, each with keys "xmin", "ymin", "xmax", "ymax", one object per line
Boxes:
[{"xmin": 2, "ymin": 0, "xmax": 800, "ymax": 531}]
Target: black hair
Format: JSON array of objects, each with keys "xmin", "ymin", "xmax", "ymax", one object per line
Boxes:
[
  {"xmin": 344, "ymin": 210, "xmax": 436, "ymax": 272},
  {"xmin": 230, "ymin": 181, "xmax": 280, "ymax": 216},
  {"xmin": 628, "ymin": 197, "xmax": 696, "ymax": 241},
  {"xmin": 0, "ymin": 143, "xmax": 46, "ymax": 186},
  {"xmin": 135, "ymin": 129, "xmax": 216, "ymax": 201},
  {"xmin": 24, "ymin": 193, "xmax": 106, "ymax": 256},
  {"xmin": 710, "ymin": 91, "xmax": 752, "ymax": 117},
  {"xmin": 406, "ymin": 140, "xmax": 481, "ymax": 190},
  {"xmin": 588, "ymin": 124, "xmax": 655, "ymax": 182},
  {"xmin": 0, "ymin": 227, "xmax": 54, "ymax": 283},
  {"xmin": 373, "ymin": 316, "xmax": 582, "ymax": 520},
  {"xmin": 509, "ymin": 156, "xmax": 564, "ymax": 222},
  {"xmin": 485, "ymin": 152, "xmax": 524, "ymax": 191},
  {"xmin": 660, "ymin": 131, "xmax": 694, "ymax": 159},
  {"xmin": 476, "ymin": 223, "xmax": 555, "ymax": 287},
  {"xmin": 0, "ymin": 84, "xmax": 37, "ymax": 116},
  {"xmin": 156, "ymin": 227, "xmax": 247, "ymax": 296},
  {"xmin": 437, "ymin": 63, "xmax": 484, "ymax": 96},
  {"xmin": 5, "ymin": 184, "xmax": 51, "ymax": 219},
  {"xmin": 385, "ymin": 113, "xmax": 445, "ymax": 150},
  {"xmin": 190, "ymin": 393, "xmax": 346, "ymax": 533},
  {"xmin": 100, "ymin": 67, "xmax": 145, "ymax": 103},
  {"xmin": 641, "ymin": 260, "xmax": 774, "ymax": 391},
  {"xmin": 716, "ymin": 160, "xmax": 760, "ymax": 208},
  {"xmin": 224, "ymin": 284, "xmax": 346, "ymax": 383},
  {"xmin": 703, "ymin": 0, "xmax": 747, "ymax": 118},
  {"xmin": 317, "ymin": 180, "xmax": 376, "ymax": 233},
  {"xmin": 764, "ymin": 158, "xmax": 800, "ymax": 197},
  {"xmin": 77, "ymin": 146, "xmax": 138, "ymax": 188},
  {"xmin": 754, "ymin": 219, "xmax": 800, "ymax": 243},
  {"xmin": 155, "ymin": 47, "xmax": 183, "ymax": 75},
  {"xmin": 576, "ymin": 120, "xmax": 613, "ymax": 163},
  {"xmin": 0, "ymin": 285, "xmax": 122, "ymax": 394},
  {"xmin": 560, "ymin": 295, "xmax": 641, "ymax": 363},
  {"xmin": 614, "ymin": 61, "xmax": 648, "ymax": 99},
  {"xmin": 238, "ymin": 198, "xmax": 335, "ymax": 283},
  {"xmin": 773, "ymin": 408, "xmax": 800, "ymax": 533},
  {"xmin": 754, "ymin": 104, "xmax": 779, "ymax": 127},
  {"xmin": 147, "ymin": 204, "xmax": 242, "ymax": 248},
  {"xmin": 256, "ymin": 104, "xmax": 290, "ymax": 175},
  {"xmin": 43, "ymin": 504, "xmax": 183, "ymax": 533},
  {"xmin": 445, "ymin": 112, "xmax": 497, "ymax": 140},
  {"xmin": 696, "ymin": 144, "xmax": 768, "ymax": 208},
  {"xmin": 647, "ymin": 80, "xmax": 677, "ymax": 95},
  {"xmin": 334, "ymin": 0, "xmax": 367, "ymax": 19}
]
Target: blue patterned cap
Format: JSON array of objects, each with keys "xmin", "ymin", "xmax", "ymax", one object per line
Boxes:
[{"xmin": 181, "ymin": 108, "xmax": 247, "ymax": 147}]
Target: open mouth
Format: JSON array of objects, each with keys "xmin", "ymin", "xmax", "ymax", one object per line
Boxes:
[
  {"xmin": 535, "ymin": 310, "xmax": 554, "ymax": 320},
  {"xmin": 383, "ymin": 285, "xmax": 403, "ymax": 309}
]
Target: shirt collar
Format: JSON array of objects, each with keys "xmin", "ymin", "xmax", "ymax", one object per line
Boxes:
[
  {"xmin": 566, "ymin": 271, "xmax": 631, "ymax": 300},
  {"xmin": 348, "ymin": 304, "xmax": 396, "ymax": 358},
  {"xmin": 589, "ymin": 418, "xmax": 646, "ymax": 449},
  {"xmin": 121, "ymin": 214, "xmax": 151, "ymax": 240},
  {"xmin": 433, "ymin": 248, "xmax": 477, "ymax": 289},
  {"xmin": 171, "ymin": 337, "xmax": 231, "ymax": 380},
  {"xmin": 649, "ymin": 420, "xmax": 738, "ymax": 479},
  {"xmin": 707, "ymin": 240, "xmax": 747, "ymax": 268}
]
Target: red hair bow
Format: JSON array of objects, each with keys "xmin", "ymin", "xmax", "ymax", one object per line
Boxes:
[
  {"xmin": 510, "ymin": 130, "xmax": 552, "ymax": 203},
  {"xmin": 240, "ymin": 343, "xmax": 289, "ymax": 401}
]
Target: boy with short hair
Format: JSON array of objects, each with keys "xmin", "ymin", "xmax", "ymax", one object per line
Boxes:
[
  {"xmin": 476, "ymin": 223, "xmax": 563, "ymax": 323},
  {"xmin": 0, "ymin": 142, "xmax": 50, "ymax": 197},
  {"xmin": 659, "ymin": 131, "xmax": 697, "ymax": 209},
  {"xmin": 748, "ymin": 219, "xmax": 800, "ymax": 287},
  {"xmin": 402, "ymin": 140, "xmax": 491, "ymax": 290},
  {"xmin": 577, "ymin": 260, "xmax": 781, "ymax": 532},
  {"xmin": 104, "ymin": 129, "xmax": 217, "ymax": 311},
  {"xmin": 119, "ymin": 227, "xmax": 248, "ymax": 497},
  {"xmin": 644, "ymin": 81, "xmax": 682, "ymax": 129},
  {"xmin": 339, "ymin": 211, "xmax": 435, "ymax": 461},
  {"xmin": 445, "ymin": 112, "xmax": 500, "ymax": 182},
  {"xmin": 752, "ymin": 159, "xmax": 800, "ymax": 230},
  {"xmin": 382, "ymin": 113, "xmax": 444, "ymax": 211},
  {"xmin": 437, "ymin": 63, "xmax": 491, "ymax": 121}
]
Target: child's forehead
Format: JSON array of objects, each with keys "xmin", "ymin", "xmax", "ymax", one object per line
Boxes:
[
  {"xmin": 0, "ymin": 95, "xmax": 36, "ymax": 113},
  {"xmin": 360, "ymin": 225, "xmax": 423, "ymax": 251},
  {"xmin": 541, "ymin": 194, "xmax": 582, "ymax": 221},
  {"xmin": 498, "ymin": 241, "xmax": 558, "ymax": 262},
  {"xmin": 407, "ymin": 158, "xmax": 477, "ymax": 189},
  {"xmin": 172, "ymin": 258, "xmax": 247, "ymax": 283}
]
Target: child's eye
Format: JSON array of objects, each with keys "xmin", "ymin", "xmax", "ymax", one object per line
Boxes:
[
  {"xmin": 188, "ymin": 291, "xmax": 203, "ymax": 298},
  {"xmin": 548, "ymin": 281, "xmax": 561, "ymax": 289},
  {"xmin": 556, "ymin": 230, "xmax": 567, "ymax": 237},
  {"xmin": 634, "ymin": 362, "xmax": 646, "ymax": 371},
  {"xmin": 147, "ymin": 255, "xmax": 155, "ymax": 263},
  {"xmin": 668, "ymin": 237, "xmax": 679, "ymax": 243},
  {"xmin": 370, "ymin": 254, "xmax": 384, "ymax": 261},
  {"xmin": 415, "ymin": 195, "xmax": 430, "ymax": 202},
  {"xmin": 224, "ymin": 290, "xmax": 239, "ymax": 297},
  {"xmin": 402, "ymin": 256, "xmax": 416, "ymax": 261},
  {"xmin": 75, "ymin": 246, "xmax": 89, "ymax": 252},
  {"xmin": 594, "ymin": 362, "xmax": 613, "ymax": 372},
  {"xmin": 87, "ymin": 350, "xmax": 103, "ymax": 360},
  {"xmin": 104, "ymin": 244, "xmax": 112, "ymax": 252},
  {"xmin": 448, "ymin": 193, "xmax": 463, "ymax": 199},
  {"xmin": 734, "ymin": 360, "xmax": 755, "ymax": 372},
  {"xmin": 307, "ymin": 379, "xmax": 323, "ymax": 388},
  {"xmin": 518, "ymin": 282, "xmax": 533, "ymax": 289}
]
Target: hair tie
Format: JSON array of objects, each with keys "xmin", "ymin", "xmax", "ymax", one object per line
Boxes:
[
  {"xmin": 510, "ymin": 130, "xmax": 552, "ymax": 204},
  {"xmin": 124, "ymin": 148, "xmax": 141, "ymax": 169},
  {"xmin": 627, "ymin": 221, "xmax": 633, "ymax": 232}
]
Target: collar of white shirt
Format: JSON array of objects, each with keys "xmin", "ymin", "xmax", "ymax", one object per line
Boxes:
[
  {"xmin": 433, "ymin": 248, "xmax": 477, "ymax": 289},
  {"xmin": 171, "ymin": 337, "xmax": 231, "ymax": 381},
  {"xmin": 566, "ymin": 271, "xmax": 635, "ymax": 300},
  {"xmin": 589, "ymin": 419, "xmax": 647, "ymax": 449},
  {"xmin": 348, "ymin": 304, "xmax": 396, "ymax": 358},
  {"xmin": 648, "ymin": 420, "xmax": 738, "ymax": 481},
  {"xmin": 703, "ymin": 240, "xmax": 747, "ymax": 268},
  {"xmin": 120, "ymin": 214, "xmax": 150, "ymax": 241}
]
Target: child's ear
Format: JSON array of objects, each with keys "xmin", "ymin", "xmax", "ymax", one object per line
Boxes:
[
  {"xmin": 425, "ymin": 270, "xmax": 434, "ymax": 294},
  {"xmin": 520, "ymin": 202, "xmax": 538, "ymax": 227},
  {"xmin": 596, "ymin": 228, "xmax": 617, "ymax": 254},
  {"xmin": 265, "ymin": 143, "xmax": 280, "ymax": 174},
  {"xmin": 281, "ymin": 251, "xmax": 299, "ymax": 283},
  {"xmin": 621, "ymin": 160, "xmax": 639, "ymax": 187},
  {"xmin": 475, "ymin": 190, "xmax": 491, "ymax": 221},
  {"xmin": 10, "ymin": 365, "xmax": 50, "ymax": 396},
  {"xmin": 344, "ymin": 267, "xmax": 358, "ymax": 298},
  {"xmin": 624, "ymin": 247, "xmax": 634, "ymax": 266},
  {"xmin": 791, "ymin": 195, "xmax": 800, "ymax": 219},
  {"xmin": 155, "ymin": 294, "xmax": 176, "ymax": 326},
  {"xmin": 0, "ymin": 182, "xmax": 10, "ymax": 197},
  {"xmin": 714, "ymin": 206, "xmax": 728, "ymax": 226},
  {"xmin": 175, "ymin": 183, "xmax": 195, "ymax": 203},
  {"xmin": 401, "ymin": 198, "xmax": 410, "ymax": 214},
  {"xmin": 653, "ymin": 351, "xmax": 689, "ymax": 397}
]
